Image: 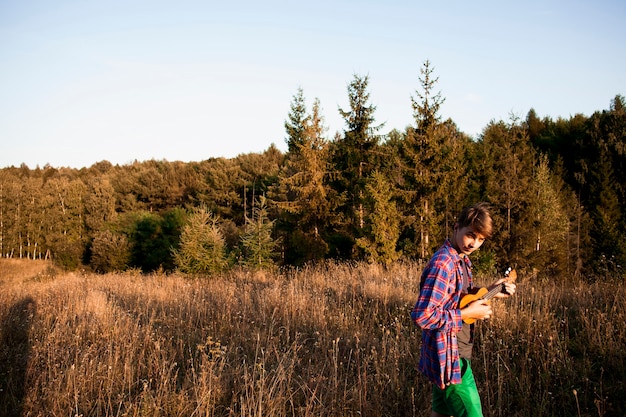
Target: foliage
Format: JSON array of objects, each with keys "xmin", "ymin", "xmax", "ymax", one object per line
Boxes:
[
  {"xmin": 272, "ymin": 89, "xmax": 334, "ymax": 264},
  {"xmin": 173, "ymin": 207, "xmax": 230, "ymax": 274},
  {"xmin": 527, "ymin": 154, "xmax": 570, "ymax": 277},
  {"xmin": 129, "ymin": 208, "xmax": 186, "ymax": 273},
  {"xmin": 0, "ymin": 70, "xmax": 624, "ymax": 281},
  {"xmin": 396, "ymin": 61, "xmax": 470, "ymax": 260},
  {"xmin": 355, "ymin": 171, "xmax": 401, "ymax": 265},
  {"xmin": 329, "ymin": 74, "xmax": 384, "ymax": 255},
  {"xmin": 411, "ymin": 59, "xmax": 445, "ymax": 134},
  {"xmin": 90, "ymin": 229, "xmax": 131, "ymax": 273},
  {"xmin": 478, "ymin": 117, "xmax": 536, "ymax": 269},
  {"xmin": 240, "ymin": 196, "xmax": 279, "ymax": 270},
  {"xmin": 49, "ymin": 236, "xmax": 84, "ymax": 270},
  {"xmin": 527, "ymin": 95, "xmax": 626, "ymax": 278}
]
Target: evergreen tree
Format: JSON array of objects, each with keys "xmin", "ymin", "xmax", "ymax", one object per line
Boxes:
[
  {"xmin": 284, "ymin": 87, "xmax": 309, "ymax": 154},
  {"xmin": 173, "ymin": 207, "xmax": 229, "ymax": 274},
  {"xmin": 329, "ymin": 74, "xmax": 383, "ymax": 257},
  {"xmin": 130, "ymin": 208, "xmax": 186, "ymax": 272},
  {"xmin": 241, "ymin": 196, "xmax": 278, "ymax": 269},
  {"xmin": 355, "ymin": 171, "xmax": 401, "ymax": 265},
  {"xmin": 238, "ymin": 145, "xmax": 284, "ymax": 225},
  {"xmin": 587, "ymin": 147, "xmax": 624, "ymax": 276},
  {"xmin": 479, "ymin": 117, "xmax": 536, "ymax": 269},
  {"xmin": 595, "ymin": 95, "xmax": 626, "ymax": 222},
  {"xmin": 526, "ymin": 108, "xmax": 545, "ymax": 142},
  {"xmin": 528, "ymin": 154, "xmax": 570, "ymax": 277},
  {"xmin": 398, "ymin": 61, "xmax": 466, "ymax": 259},
  {"xmin": 411, "ymin": 60, "xmax": 445, "ymax": 135},
  {"xmin": 273, "ymin": 90, "xmax": 335, "ymax": 264},
  {"xmin": 90, "ymin": 229, "xmax": 131, "ymax": 273}
]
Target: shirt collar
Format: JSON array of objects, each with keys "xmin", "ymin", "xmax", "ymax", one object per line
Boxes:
[{"xmin": 444, "ymin": 238, "xmax": 473, "ymax": 269}]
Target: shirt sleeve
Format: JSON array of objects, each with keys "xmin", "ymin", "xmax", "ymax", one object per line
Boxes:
[{"xmin": 411, "ymin": 254, "xmax": 463, "ymax": 333}]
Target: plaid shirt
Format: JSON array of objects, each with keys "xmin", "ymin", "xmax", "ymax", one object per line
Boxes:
[{"xmin": 410, "ymin": 239, "xmax": 473, "ymax": 389}]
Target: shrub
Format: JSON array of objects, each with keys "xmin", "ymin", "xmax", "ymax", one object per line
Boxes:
[{"xmin": 90, "ymin": 230, "xmax": 131, "ymax": 273}]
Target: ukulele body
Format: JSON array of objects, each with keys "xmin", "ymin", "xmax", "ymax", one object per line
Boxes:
[
  {"xmin": 458, "ymin": 288, "xmax": 490, "ymax": 324},
  {"xmin": 458, "ymin": 268, "xmax": 516, "ymax": 325}
]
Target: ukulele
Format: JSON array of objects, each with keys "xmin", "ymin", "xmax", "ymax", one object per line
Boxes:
[{"xmin": 459, "ymin": 268, "xmax": 517, "ymax": 324}]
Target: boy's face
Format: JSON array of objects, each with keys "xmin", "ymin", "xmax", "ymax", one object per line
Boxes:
[{"xmin": 452, "ymin": 225, "xmax": 486, "ymax": 256}]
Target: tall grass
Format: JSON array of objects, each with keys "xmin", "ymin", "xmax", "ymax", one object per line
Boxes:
[{"xmin": 0, "ymin": 259, "xmax": 623, "ymax": 416}]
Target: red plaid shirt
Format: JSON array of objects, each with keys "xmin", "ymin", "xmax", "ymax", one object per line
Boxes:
[{"xmin": 410, "ymin": 239, "xmax": 472, "ymax": 389}]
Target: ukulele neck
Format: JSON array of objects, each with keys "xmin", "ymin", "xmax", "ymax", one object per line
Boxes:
[{"xmin": 481, "ymin": 283, "xmax": 505, "ymax": 301}]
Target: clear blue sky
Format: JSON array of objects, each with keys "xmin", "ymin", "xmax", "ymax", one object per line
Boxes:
[{"xmin": 1, "ymin": 0, "xmax": 624, "ymax": 169}]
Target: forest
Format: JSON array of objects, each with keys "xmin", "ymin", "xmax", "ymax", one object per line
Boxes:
[{"xmin": 1, "ymin": 61, "xmax": 625, "ymax": 282}]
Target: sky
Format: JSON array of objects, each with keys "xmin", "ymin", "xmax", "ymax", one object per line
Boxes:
[{"xmin": 1, "ymin": 0, "xmax": 625, "ymax": 169}]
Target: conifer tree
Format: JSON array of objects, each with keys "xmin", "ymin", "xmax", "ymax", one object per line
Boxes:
[
  {"xmin": 399, "ymin": 61, "xmax": 466, "ymax": 259},
  {"xmin": 329, "ymin": 74, "xmax": 383, "ymax": 257},
  {"xmin": 241, "ymin": 196, "xmax": 278, "ymax": 269},
  {"xmin": 528, "ymin": 154, "xmax": 569, "ymax": 276},
  {"xmin": 273, "ymin": 90, "xmax": 335, "ymax": 264},
  {"xmin": 284, "ymin": 87, "xmax": 309, "ymax": 154},
  {"xmin": 591, "ymin": 96, "xmax": 626, "ymax": 233},
  {"xmin": 355, "ymin": 171, "xmax": 401, "ymax": 265},
  {"xmin": 479, "ymin": 117, "xmax": 536, "ymax": 268},
  {"xmin": 173, "ymin": 207, "xmax": 229, "ymax": 274},
  {"xmin": 587, "ymin": 147, "xmax": 624, "ymax": 274},
  {"xmin": 411, "ymin": 60, "xmax": 445, "ymax": 135}
]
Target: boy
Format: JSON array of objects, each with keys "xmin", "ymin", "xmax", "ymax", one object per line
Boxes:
[{"xmin": 411, "ymin": 202, "xmax": 516, "ymax": 417}]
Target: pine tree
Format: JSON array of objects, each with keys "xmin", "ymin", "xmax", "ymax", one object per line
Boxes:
[
  {"xmin": 355, "ymin": 171, "xmax": 401, "ymax": 265},
  {"xmin": 587, "ymin": 148, "xmax": 624, "ymax": 276},
  {"xmin": 528, "ymin": 154, "xmax": 569, "ymax": 277},
  {"xmin": 399, "ymin": 61, "xmax": 466, "ymax": 259},
  {"xmin": 241, "ymin": 196, "xmax": 278, "ymax": 270},
  {"xmin": 479, "ymin": 117, "xmax": 536, "ymax": 268},
  {"xmin": 273, "ymin": 91, "xmax": 335, "ymax": 264},
  {"xmin": 411, "ymin": 60, "xmax": 445, "ymax": 135},
  {"xmin": 173, "ymin": 207, "xmax": 229, "ymax": 274},
  {"xmin": 329, "ymin": 74, "xmax": 384, "ymax": 257},
  {"xmin": 284, "ymin": 88, "xmax": 309, "ymax": 154}
]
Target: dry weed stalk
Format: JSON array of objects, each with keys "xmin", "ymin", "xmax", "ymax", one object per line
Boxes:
[{"xmin": 0, "ymin": 260, "xmax": 623, "ymax": 416}]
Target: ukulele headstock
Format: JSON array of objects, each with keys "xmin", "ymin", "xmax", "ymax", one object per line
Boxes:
[{"xmin": 504, "ymin": 267, "xmax": 517, "ymax": 283}]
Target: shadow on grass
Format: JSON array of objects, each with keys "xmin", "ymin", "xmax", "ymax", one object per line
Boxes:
[{"xmin": 0, "ymin": 297, "xmax": 36, "ymax": 417}]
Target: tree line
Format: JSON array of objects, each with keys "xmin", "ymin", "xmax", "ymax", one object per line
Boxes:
[{"xmin": 1, "ymin": 61, "xmax": 624, "ymax": 281}]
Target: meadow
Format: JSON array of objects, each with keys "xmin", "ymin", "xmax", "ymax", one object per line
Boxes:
[{"xmin": 0, "ymin": 259, "xmax": 623, "ymax": 417}]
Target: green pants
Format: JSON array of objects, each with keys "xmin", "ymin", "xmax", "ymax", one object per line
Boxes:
[{"xmin": 432, "ymin": 358, "xmax": 483, "ymax": 417}]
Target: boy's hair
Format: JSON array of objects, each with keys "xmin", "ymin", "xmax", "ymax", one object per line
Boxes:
[{"xmin": 457, "ymin": 202, "xmax": 493, "ymax": 238}]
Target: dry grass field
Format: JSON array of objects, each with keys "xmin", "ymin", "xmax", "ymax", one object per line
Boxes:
[{"xmin": 0, "ymin": 259, "xmax": 624, "ymax": 416}]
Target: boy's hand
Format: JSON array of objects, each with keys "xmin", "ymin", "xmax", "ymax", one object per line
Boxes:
[
  {"xmin": 491, "ymin": 278, "xmax": 516, "ymax": 299},
  {"xmin": 461, "ymin": 299, "xmax": 493, "ymax": 321}
]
